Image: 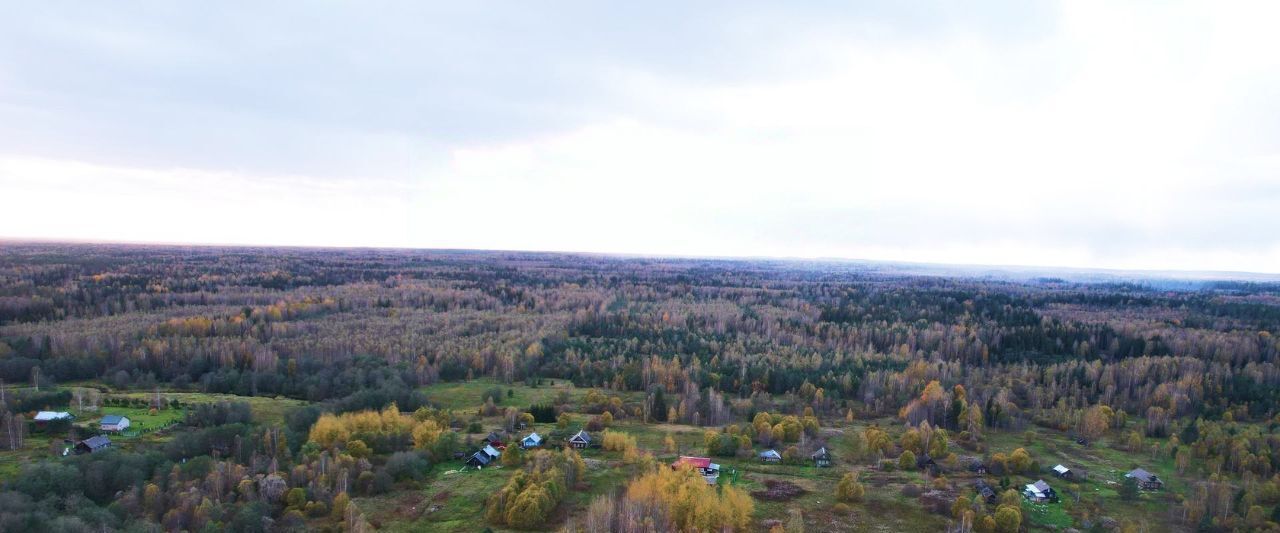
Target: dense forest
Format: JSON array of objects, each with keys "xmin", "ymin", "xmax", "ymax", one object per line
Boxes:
[{"xmin": 1, "ymin": 242, "xmax": 1279, "ymax": 532}]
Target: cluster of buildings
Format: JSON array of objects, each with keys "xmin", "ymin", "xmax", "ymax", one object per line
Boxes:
[
  {"xmin": 30, "ymin": 410, "xmax": 149, "ymax": 459},
  {"xmin": 463, "ymin": 429, "xmax": 595, "ymax": 468},
  {"xmin": 464, "ymin": 432, "xmax": 507, "ymax": 468},
  {"xmin": 34, "ymin": 412, "xmax": 134, "ymax": 457},
  {"xmin": 1014, "ymin": 463, "xmax": 1164, "ymax": 503},
  {"xmin": 753, "ymin": 446, "xmax": 831, "ymax": 467},
  {"xmin": 35, "ymin": 411, "xmax": 131, "ymax": 432}
]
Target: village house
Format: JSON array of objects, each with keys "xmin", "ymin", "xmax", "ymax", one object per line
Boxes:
[
  {"xmin": 100, "ymin": 415, "xmax": 131, "ymax": 432},
  {"xmin": 968, "ymin": 460, "xmax": 988, "ymax": 475},
  {"xmin": 520, "ymin": 432, "xmax": 543, "ymax": 449},
  {"xmin": 482, "ymin": 444, "xmax": 501, "ymax": 459},
  {"xmin": 1023, "ymin": 479, "xmax": 1056, "ymax": 502},
  {"xmin": 811, "ymin": 447, "xmax": 832, "ymax": 468},
  {"xmin": 466, "ymin": 444, "xmax": 503, "ymax": 468},
  {"xmin": 1125, "ymin": 468, "xmax": 1164, "ymax": 490},
  {"xmin": 568, "ymin": 430, "xmax": 592, "ymax": 449},
  {"xmin": 74, "ymin": 435, "xmax": 112, "ymax": 455},
  {"xmin": 1052, "ymin": 464, "xmax": 1073, "ymax": 480},
  {"xmin": 482, "ymin": 431, "xmax": 505, "ymax": 448},
  {"xmin": 975, "ymin": 480, "xmax": 998, "ymax": 504},
  {"xmin": 465, "ymin": 450, "xmax": 492, "ymax": 467},
  {"xmin": 33, "ymin": 411, "xmax": 74, "ymax": 424},
  {"xmin": 672, "ymin": 456, "xmax": 720, "ymax": 485},
  {"xmin": 758, "ymin": 449, "xmax": 782, "ymax": 463}
]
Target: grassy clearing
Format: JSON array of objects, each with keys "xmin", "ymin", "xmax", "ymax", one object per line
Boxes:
[
  {"xmin": 356, "ymin": 463, "xmax": 512, "ymax": 533},
  {"xmin": 1023, "ymin": 499, "xmax": 1073, "ymax": 529},
  {"xmin": 98, "ymin": 406, "xmax": 185, "ymax": 431},
  {"xmin": 112, "ymin": 391, "xmax": 307, "ymax": 425},
  {"xmin": 418, "ymin": 378, "xmax": 590, "ymax": 413},
  {"xmin": 980, "ymin": 424, "xmax": 1181, "ymax": 531},
  {"xmin": 0, "ymin": 439, "xmax": 47, "ymax": 479}
]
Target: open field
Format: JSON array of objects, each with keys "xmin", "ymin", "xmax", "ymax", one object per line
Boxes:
[
  {"xmin": 97, "ymin": 406, "xmax": 185, "ymax": 430},
  {"xmin": 110, "ymin": 391, "xmax": 307, "ymax": 426},
  {"xmin": 418, "ymin": 378, "xmax": 596, "ymax": 412}
]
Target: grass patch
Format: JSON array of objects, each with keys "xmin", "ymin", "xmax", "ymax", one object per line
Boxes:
[
  {"xmin": 97, "ymin": 406, "xmax": 185, "ymax": 431},
  {"xmin": 112, "ymin": 391, "xmax": 307, "ymax": 425},
  {"xmin": 419, "ymin": 378, "xmax": 590, "ymax": 413},
  {"xmin": 357, "ymin": 464, "xmax": 513, "ymax": 532},
  {"xmin": 1023, "ymin": 500, "xmax": 1073, "ymax": 529}
]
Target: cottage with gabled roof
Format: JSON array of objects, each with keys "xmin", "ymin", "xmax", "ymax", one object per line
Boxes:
[
  {"xmin": 975, "ymin": 480, "xmax": 997, "ymax": 504},
  {"xmin": 1023, "ymin": 479, "xmax": 1056, "ymax": 502},
  {"xmin": 482, "ymin": 431, "xmax": 505, "ymax": 448},
  {"xmin": 465, "ymin": 444, "xmax": 502, "ymax": 468},
  {"xmin": 759, "ymin": 449, "xmax": 782, "ymax": 463},
  {"xmin": 521, "ymin": 432, "xmax": 543, "ymax": 449},
  {"xmin": 1126, "ymin": 468, "xmax": 1163, "ymax": 490},
  {"xmin": 568, "ymin": 430, "xmax": 592, "ymax": 449},
  {"xmin": 1052, "ymin": 464, "xmax": 1073, "ymax": 479},
  {"xmin": 75, "ymin": 435, "xmax": 112, "ymax": 454},
  {"xmin": 811, "ymin": 447, "xmax": 831, "ymax": 467},
  {"xmin": 482, "ymin": 444, "xmax": 501, "ymax": 459},
  {"xmin": 100, "ymin": 415, "xmax": 131, "ymax": 432},
  {"xmin": 466, "ymin": 450, "xmax": 492, "ymax": 467},
  {"xmin": 672, "ymin": 456, "xmax": 720, "ymax": 484}
]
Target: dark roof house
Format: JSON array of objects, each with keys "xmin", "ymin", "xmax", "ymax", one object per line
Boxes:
[
  {"xmin": 75, "ymin": 435, "xmax": 112, "ymax": 454},
  {"xmin": 568, "ymin": 430, "xmax": 592, "ymax": 448},
  {"xmin": 1125, "ymin": 468, "xmax": 1164, "ymax": 490},
  {"xmin": 811, "ymin": 447, "xmax": 832, "ymax": 467},
  {"xmin": 975, "ymin": 480, "xmax": 997, "ymax": 503},
  {"xmin": 466, "ymin": 451, "xmax": 492, "ymax": 467}
]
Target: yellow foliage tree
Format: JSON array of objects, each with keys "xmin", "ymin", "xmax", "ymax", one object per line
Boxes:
[
  {"xmin": 836, "ymin": 472, "xmax": 865, "ymax": 502},
  {"xmin": 412, "ymin": 420, "xmax": 443, "ymax": 450},
  {"xmin": 625, "ymin": 466, "xmax": 753, "ymax": 531}
]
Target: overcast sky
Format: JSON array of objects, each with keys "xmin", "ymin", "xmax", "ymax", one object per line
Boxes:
[{"xmin": 2, "ymin": 2, "xmax": 1278, "ymax": 273}]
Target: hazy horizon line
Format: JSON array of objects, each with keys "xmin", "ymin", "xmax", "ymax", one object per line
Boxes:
[{"xmin": 4, "ymin": 235, "xmax": 1279, "ymax": 281}]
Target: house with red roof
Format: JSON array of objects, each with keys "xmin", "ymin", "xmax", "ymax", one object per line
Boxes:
[{"xmin": 671, "ymin": 456, "xmax": 720, "ymax": 485}]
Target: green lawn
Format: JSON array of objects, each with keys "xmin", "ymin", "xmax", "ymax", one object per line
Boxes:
[
  {"xmin": 0, "ymin": 439, "xmax": 48, "ymax": 480},
  {"xmin": 981, "ymin": 424, "xmax": 1181, "ymax": 531},
  {"xmin": 356, "ymin": 462, "xmax": 531, "ymax": 533},
  {"xmin": 1023, "ymin": 499, "xmax": 1073, "ymax": 529},
  {"xmin": 98, "ymin": 406, "xmax": 185, "ymax": 431},
  {"xmin": 112, "ymin": 391, "xmax": 308, "ymax": 425},
  {"xmin": 418, "ymin": 378, "xmax": 592, "ymax": 412}
]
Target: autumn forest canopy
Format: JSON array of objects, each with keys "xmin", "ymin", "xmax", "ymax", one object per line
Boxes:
[{"xmin": 2, "ymin": 242, "xmax": 1280, "ymax": 532}]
